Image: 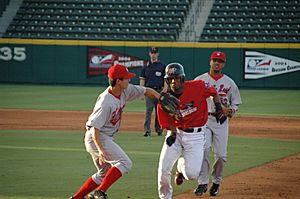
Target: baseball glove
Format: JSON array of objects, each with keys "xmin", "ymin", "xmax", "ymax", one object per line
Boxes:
[
  {"xmin": 159, "ymin": 92, "xmax": 180, "ymax": 115},
  {"xmin": 222, "ymin": 104, "xmax": 233, "ymax": 118},
  {"xmin": 215, "ymin": 102, "xmax": 227, "ymax": 124}
]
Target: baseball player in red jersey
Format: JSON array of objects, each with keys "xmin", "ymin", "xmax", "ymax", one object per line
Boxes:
[
  {"xmin": 194, "ymin": 51, "xmax": 242, "ymax": 196},
  {"xmin": 157, "ymin": 63, "xmax": 226, "ymax": 199},
  {"xmin": 69, "ymin": 64, "xmax": 163, "ymax": 199}
]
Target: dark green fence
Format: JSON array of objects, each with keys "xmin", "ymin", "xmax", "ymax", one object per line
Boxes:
[{"xmin": 0, "ymin": 39, "xmax": 299, "ymax": 88}]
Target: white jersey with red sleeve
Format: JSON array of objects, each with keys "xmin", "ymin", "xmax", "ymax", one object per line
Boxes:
[
  {"xmin": 86, "ymin": 84, "xmax": 146, "ymax": 137},
  {"xmin": 157, "ymin": 80, "xmax": 217, "ymax": 129},
  {"xmin": 194, "ymin": 73, "xmax": 242, "ymax": 114}
]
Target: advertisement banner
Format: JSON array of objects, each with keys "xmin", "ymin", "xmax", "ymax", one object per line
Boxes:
[
  {"xmin": 87, "ymin": 48, "xmax": 147, "ymax": 76},
  {"xmin": 244, "ymin": 51, "xmax": 300, "ymax": 79}
]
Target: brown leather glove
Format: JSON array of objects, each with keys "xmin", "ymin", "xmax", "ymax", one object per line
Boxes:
[{"xmin": 215, "ymin": 102, "xmax": 227, "ymax": 124}]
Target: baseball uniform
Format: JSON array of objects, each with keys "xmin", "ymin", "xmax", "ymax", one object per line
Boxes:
[
  {"xmin": 157, "ymin": 80, "xmax": 218, "ymax": 199},
  {"xmin": 85, "ymin": 84, "xmax": 146, "ymax": 184},
  {"xmin": 194, "ymin": 73, "xmax": 242, "ymax": 185}
]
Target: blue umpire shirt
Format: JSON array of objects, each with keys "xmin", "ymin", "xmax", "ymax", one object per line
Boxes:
[{"xmin": 140, "ymin": 60, "xmax": 166, "ymax": 90}]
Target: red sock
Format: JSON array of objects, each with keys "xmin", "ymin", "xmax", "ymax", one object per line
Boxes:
[
  {"xmin": 97, "ymin": 166, "xmax": 122, "ymax": 192},
  {"xmin": 73, "ymin": 177, "xmax": 98, "ymax": 199}
]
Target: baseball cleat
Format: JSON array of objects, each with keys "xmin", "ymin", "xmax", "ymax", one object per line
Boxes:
[
  {"xmin": 209, "ymin": 183, "xmax": 220, "ymax": 196},
  {"xmin": 194, "ymin": 184, "xmax": 208, "ymax": 196},
  {"xmin": 87, "ymin": 193, "xmax": 94, "ymax": 199},
  {"xmin": 87, "ymin": 193, "xmax": 95, "ymax": 199},
  {"xmin": 174, "ymin": 171, "xmax": 184, "ymax": 186},
  {"xmin": 89, "ymin": 190, "xmax": 108, "ymax": 199}
]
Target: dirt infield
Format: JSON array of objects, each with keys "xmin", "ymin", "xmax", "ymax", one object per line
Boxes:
[{"xmin": 1, "ymin": 109, "xmax": 300, "ymax": 199}]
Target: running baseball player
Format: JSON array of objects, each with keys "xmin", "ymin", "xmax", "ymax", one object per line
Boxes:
[
  {"xmin": 157, "ymin": 63, "xmax": 226, "ymax": 199},
  {"xmin": 69, "ymin": 64, "xmax": 178, "ymax": 199},
  {"xmin": 194, "ymin": 51, "xmax": 242, "ymax": 196}
]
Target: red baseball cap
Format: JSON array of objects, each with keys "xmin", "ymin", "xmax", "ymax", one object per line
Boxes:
[
  {"xmin": 108, "ymin": 64, "xmax": 136, "ymax": 79},
  {"xmin": 210, "ymin": 51, "xmax": 226, "ymax": 62}
]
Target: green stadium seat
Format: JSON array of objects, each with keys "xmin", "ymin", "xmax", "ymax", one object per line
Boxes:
[
  {"xmin": 200, "ymin": 0, "xmax": 300, "ymax": 43},
  {"xmin": 4, "ymin": 0, "xmax": 191, "ymax": 41}
]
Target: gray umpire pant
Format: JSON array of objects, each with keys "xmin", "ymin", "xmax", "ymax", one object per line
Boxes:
[{"xmin": 144, "ymin": 96, "xmax": 162, "ymax": 133}]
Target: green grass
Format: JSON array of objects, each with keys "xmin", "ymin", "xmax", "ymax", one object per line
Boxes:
[
  {"xmin": 0, "ymin": 84, "xmax": 300, "ymax": 116},
  {"xmin": 0, "ymin": 84, "xmax": 299, "ymax": 198},
  {"xmin": 0, "ymin": 84, "xmax": 101, "ymax": 111},
  {"xmin": 0, "ymin": 130, "xmax": 299, "ymax": 199},
  {"xmin": 240, "ymin": 89, "xmax": 300, "ymax": 116}
]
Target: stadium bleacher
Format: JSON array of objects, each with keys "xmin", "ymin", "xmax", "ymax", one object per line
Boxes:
[
  {"xmin": 0, "ymin": 0, "xmax": 10, "ymax": 17},
  {"xmin": 1, "ymin": 0, "xmax": 299, "ymax": 42},
  {"xmin": 3, "ymin": 0, "xmax": 191, "ymax": 41},
  {"xmin": 199, "ymin": 0, "xmax": 300, "ymax": 43}
]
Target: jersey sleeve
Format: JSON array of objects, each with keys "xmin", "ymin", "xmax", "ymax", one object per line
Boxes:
[
  {"xmin": 86, "ymin": 100, "xmax": 111, "ymax": 130},
  {"xmin": 124, "ymin": 84, "xmax": 146, "ymax": 101},
  {"xmin": 231, "ymin": 82, "xmax": 242, "ymax": 105},
  {"xmin": 157, "ymin": 103, "xmax": 175, "ymax": 129},
  {"xmin": 139, "ymin": 65, "xmax": 146, "ymax": 79},
  {"xmin": 229, "ymin": 81, "xmax": 242, "ymax": 112}
]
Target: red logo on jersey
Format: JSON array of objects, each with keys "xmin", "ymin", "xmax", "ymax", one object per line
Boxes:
[
  {"xmin": 218, "ymin": 84, "xmax": 230, "ymax": 94},
  {"xmin": 111, "ymin": 105, "xmax": 125, "ymax": 126},
  {"xmin": 217, "ymin": 84, "xmax": 231, "ymax": 105}
]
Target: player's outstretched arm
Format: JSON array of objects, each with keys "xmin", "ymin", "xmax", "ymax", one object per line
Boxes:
[{"xmin": 144, "ymin": 87, "xmax": 161, "ymax": 99}]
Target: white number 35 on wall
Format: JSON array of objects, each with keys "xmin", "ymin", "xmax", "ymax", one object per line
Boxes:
[{"xmin": 0, "ymin": 47, "xmax": 26, "ymax": 61}]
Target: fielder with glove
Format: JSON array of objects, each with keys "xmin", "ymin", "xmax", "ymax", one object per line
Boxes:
[
  {"xmin": 69, "ymin": 64, "xmax": 176, "ymax": 199},
  {"xmin": 194, "ymin": 51, "xmax": 242, "ymax": 197}
]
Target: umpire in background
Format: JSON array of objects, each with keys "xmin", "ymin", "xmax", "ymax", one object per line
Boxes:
[{"xmin": 140, "ymin": 47, "xmax": 166, "ymax": 137}]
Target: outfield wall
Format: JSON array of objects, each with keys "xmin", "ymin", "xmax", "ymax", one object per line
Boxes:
[{"xmin": 0, "ymin": 39, "xmax": 299, "ymax": 88}]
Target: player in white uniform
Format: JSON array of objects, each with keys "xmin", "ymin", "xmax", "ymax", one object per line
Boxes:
[
  {"xmin": 194, "ymin": 51, "xmax": 242, "ymax": 197},
  {"xmin": 69, "ymin": 64, "xmax": 162, "ymax": 199}
]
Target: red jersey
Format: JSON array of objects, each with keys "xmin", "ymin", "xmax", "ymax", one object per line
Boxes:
[{"xmin": 158, "ymin": 80, "xmax": 217, "ymax": 129}]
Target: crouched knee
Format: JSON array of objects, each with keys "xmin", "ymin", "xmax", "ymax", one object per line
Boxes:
[{"xmin": 117, "ymin": 158, "xmax": 133, "ymax": 174}]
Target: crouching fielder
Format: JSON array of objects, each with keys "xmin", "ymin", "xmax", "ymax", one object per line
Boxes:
[
  {"xmin": 69, "ymin": 64, "xmax": 163, "ymax": 199},
  {"xmin": 157, "ymin": 63, "xmax": 226, "ymax": 199}
]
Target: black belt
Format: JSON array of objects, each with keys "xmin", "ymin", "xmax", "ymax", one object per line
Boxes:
[{"xmin": 178, "ymin": 127, "xmax": 202, "ymax": 133}]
